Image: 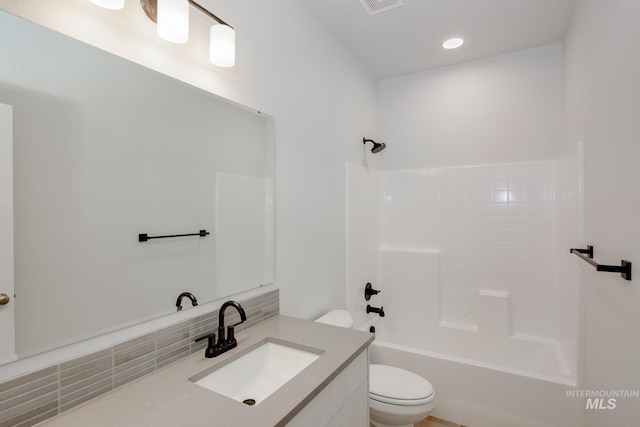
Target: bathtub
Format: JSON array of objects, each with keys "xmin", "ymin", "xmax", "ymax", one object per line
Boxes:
[
  {"xmin": 356, "ymin": 246, "xmax": 582, "ymax": 426},
  {"xmin": 368, "ymin": 338, "xmax": 583, "ymax": 427}
]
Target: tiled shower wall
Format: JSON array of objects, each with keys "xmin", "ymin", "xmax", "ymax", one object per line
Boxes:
[
  {"xmin": 381, "ymin": 162, "xmax": 559, "ymax": 338},
  {"xmin": 0, "ymin": 289, "xmax": 278, "ymax": 427}
]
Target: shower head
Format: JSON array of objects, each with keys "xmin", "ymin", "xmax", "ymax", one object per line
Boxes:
[{"xmin": 363, "ymin": 137, "xmax": 386, "ymax": 153}]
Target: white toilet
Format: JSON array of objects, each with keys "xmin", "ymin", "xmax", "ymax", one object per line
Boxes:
[{"xmin": 316, "ymin": 310, "xmax": 435, "ymax": 427}]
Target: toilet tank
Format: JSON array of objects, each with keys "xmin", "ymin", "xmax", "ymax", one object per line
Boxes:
[{"xmin": 315, "ymin": 310, "xmax": 354, "ymax": 328}]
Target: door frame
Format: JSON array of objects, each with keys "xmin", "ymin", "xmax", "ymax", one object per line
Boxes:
[{"xmin": 0, "ymin": 102, "xmax": 15, "ymax": 363}]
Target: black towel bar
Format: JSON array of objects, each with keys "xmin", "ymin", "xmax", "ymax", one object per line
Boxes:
[
  {"xmin": 139, "ymin": 229, "xmax": 210, "ymax": 242},
  {"xmin": 570, "ymin": 245, "xmax": 631, "ymax": 281}
]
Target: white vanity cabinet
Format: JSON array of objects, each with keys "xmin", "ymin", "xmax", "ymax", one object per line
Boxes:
[{"xmin": 287, "ymin": 349, "xmax": 369, "ymax": 427}]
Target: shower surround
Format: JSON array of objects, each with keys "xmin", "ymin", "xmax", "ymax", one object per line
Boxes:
[{"xmin": 346, "ymin": 146, "xmax": 583, "ymax": 426}]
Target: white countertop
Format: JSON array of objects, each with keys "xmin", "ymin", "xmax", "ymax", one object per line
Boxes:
[{"xmin": 37, "ymin": 315, "xmax": 373, "ymax": 427}]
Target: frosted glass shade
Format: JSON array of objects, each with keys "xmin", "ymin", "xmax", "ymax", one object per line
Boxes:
[
  {"xmin": 209, "ymin": 24, "xmax": 235, "ymax": 67},
  {"xmin": 90, "ymin": 0, "xmax": 125, "ymax": 9},
  {"xmin": 157, "ymin": 0, "xmax": 189, "ymax": 44}
]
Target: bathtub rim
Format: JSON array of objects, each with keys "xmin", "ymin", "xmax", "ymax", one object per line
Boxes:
[{"xmin": 370, "ymin": 339, "xmax": 577, "ymax": 387}]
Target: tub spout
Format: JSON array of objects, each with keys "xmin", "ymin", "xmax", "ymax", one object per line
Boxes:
[{"xmin": 367, "ymin": 304, "xmax": 385, "ymax": 317}]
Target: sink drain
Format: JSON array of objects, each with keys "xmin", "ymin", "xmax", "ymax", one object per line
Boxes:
[{"xmin": 242, "ymin": 398, "xmax": 256, "ymax": 406}]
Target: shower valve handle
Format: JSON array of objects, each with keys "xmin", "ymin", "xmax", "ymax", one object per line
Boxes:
[{"xmin": 364, "ymin": 282, "xmax": 381, "ymax": 301}]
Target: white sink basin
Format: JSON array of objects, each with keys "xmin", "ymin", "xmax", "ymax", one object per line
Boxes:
[{"xmin": 191, "ymin": 338, "xmax": 323, "ymax": 406}]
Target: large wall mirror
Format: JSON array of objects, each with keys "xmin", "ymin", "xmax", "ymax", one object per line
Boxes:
[{"xmin": 0, "ymin": 10, "xmax": 275, "ymax": 364}]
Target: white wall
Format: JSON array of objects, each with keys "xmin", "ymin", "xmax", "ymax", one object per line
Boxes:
[
  {"xmin": 0, "ymin": 0, "xmax": 379, "ymax": 321},
  {"xmin": 565, "ymin": 0, "xmax": 640, "ymax": 425},
  {"xmin": 377, "ymin": 43, "xmax": 565, "ymax": 170}
]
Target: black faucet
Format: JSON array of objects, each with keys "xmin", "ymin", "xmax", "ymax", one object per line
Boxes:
[
  {"xmin": 176, "ymin": 292, "xmax": 198, "ymax": 311},
  {"xmin": 194, "ymin": 300, "xmax": 247, "ymax": 358},
  {"xmin": 366, "ymin": 304, "xmax": 385, "ymax": 317},
  {"xmin": 216, "ymin": 301, "xmax": 247, "ymax": 352}
]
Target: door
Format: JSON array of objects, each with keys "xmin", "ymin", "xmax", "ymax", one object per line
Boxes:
[{"xmin": 0, "ymin": 103, "xmax": 15, "ymax": 363}]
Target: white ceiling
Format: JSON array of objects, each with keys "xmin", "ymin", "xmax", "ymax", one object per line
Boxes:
[{"xmin": 299, "ymin": 0, "xmax": 577, "ymax": 79}]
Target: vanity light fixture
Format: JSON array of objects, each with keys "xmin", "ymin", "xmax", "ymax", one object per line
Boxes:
[
  {"xmin": 90, "ymin": 0, "xmax": 125, "ymax": 9},
  {"xmin": 91, "ymin": 0, "xmax": 236, "ymax": 67},
  {"xmin": 443, "ymin": 37, "xmax": 464, "ymax": 49}
]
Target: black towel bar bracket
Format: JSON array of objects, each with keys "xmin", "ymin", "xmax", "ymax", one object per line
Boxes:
[
  {"xmin": 139, "ymin": 229, "xmax": 210, "ymax": 242},
  {"xmin": 570, "ymin": 245, "xmax": 631, "ymax": 281}
]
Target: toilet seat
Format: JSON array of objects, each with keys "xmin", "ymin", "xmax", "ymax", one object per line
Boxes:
[{"xmin": 369, "ymin": 364, "xmax": 434, "ymax": 406}]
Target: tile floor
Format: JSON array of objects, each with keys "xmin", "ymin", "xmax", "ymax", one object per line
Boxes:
[{"xmin": 415, "ymin": 415, "xmax": 467, "ymax": 427}]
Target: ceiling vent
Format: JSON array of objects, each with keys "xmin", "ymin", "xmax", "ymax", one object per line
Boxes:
[{"xmin": 359, "ymin": 0, "xmax": 405, "ymax": 16}]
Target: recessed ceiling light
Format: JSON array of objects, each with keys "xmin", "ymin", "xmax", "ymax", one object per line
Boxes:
[{"xmin": 443, "ymin": 38, "xmax": 464, "ymax": 49}]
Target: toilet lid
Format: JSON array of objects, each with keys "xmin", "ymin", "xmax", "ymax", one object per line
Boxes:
[{"xmin": 369, "ymin": 364, "xmax": 434, "ymax": 405}]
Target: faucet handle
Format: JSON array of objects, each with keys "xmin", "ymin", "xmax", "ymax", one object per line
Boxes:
[
  {"xmin": 226, "ymin": 325, "xmax": 236, "ymax": 343},
  {"xmin": 195, "ymin": 333, "xmax": 217, "ymax": 358}
]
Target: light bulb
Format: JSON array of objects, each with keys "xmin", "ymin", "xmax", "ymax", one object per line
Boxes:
[
  {"xmin": 443, "ymin": 38, "xmax": 464, "ymax": 49},
  {"xmin": 157, "ymin": 0, "xmax": 189, "ymax": 44},
  {"xmin": 209, "ymin": 24, "xmax": 235, "ymax": 67},
  {"xmin": 90, "ymin": 0, "xmax": 125, "ymax": 10}
]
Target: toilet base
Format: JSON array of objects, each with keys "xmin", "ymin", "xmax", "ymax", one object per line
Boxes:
[
  {"xmin": 369, "ymin": 397, "xmax": 434, "ymax": 427},
  {"xmin": 370, "ymin": 421, "xmax": 413, "ymax": 427}
]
